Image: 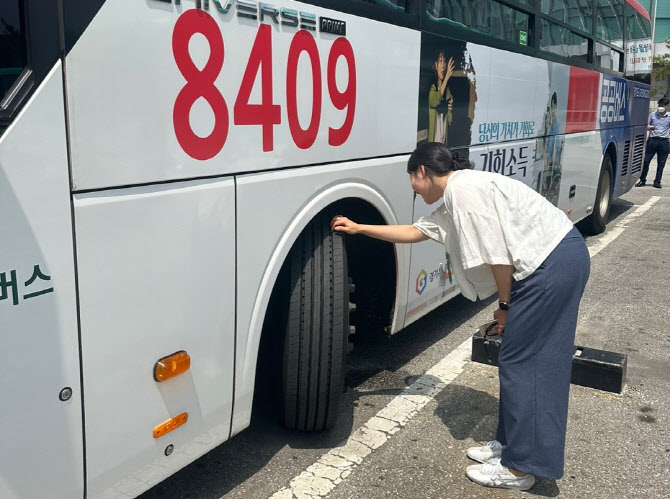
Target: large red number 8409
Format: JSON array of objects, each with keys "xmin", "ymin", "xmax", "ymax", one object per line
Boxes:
[{"xmin": 173, "ymin": 10, "xmax": 357, "ymax": 160}]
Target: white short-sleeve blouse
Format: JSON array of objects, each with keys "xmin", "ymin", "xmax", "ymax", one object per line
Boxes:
[{"xmin": 413, "ymin": 170, "xmax": 574, "ymax": 301}]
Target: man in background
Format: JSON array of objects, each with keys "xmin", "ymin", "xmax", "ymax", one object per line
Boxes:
[{"xmin": 636, "ymin": 97, "xmax": 670, "ymax": 189}]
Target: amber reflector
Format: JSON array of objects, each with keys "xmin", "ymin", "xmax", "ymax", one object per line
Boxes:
[
  {"xmin": 153, "ymin": 412, "xmax": 188, "ymax": 438},
  {"xmin": 154, "ymin": 351, "xmax": 190, "ymax": 382}
]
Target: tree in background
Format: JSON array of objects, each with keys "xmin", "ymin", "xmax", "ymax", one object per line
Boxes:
[{"xmin": 652, "ymin": 40, "xmax": 670, "ymax": 98}]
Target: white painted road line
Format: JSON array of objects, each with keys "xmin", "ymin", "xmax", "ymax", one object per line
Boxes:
[
  {"xmin": 587, "ymin": 196, "xmax": 660, "ymax": 258},
  {"xmin": 266, "ymin": 198, "xmax": 660, "ymax": 499},
  {"xmin": 268, "ymin": 340, "xmax": 472, "ymax": 499}
]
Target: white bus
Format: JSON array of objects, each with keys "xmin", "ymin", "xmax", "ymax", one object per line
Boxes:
[{"xmin": 0, "ymin": 0, "xmax": 650, "ymax": 497}]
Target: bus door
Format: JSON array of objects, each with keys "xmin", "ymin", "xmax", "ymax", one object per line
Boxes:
[{"xmin": 0, "ymin": 1, "xmax": 84, "ymax": 498}]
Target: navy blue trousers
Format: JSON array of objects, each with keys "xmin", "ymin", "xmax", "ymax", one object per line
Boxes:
[
  {"xmin": 641, "ymin": 136, "xmax": 669, "ymax": 184},
  {"xmin": 496, "ymin": 226, "xmax": 590, "ymax": 479}
]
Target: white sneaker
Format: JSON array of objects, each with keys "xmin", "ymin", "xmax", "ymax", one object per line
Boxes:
[
  {"xmin": 466, "ymin": 458, "xmax": 535, "ymax": 491},
  {"xmin": 466, "ymin": 440, "xmax": 503, "ymax": 463}
]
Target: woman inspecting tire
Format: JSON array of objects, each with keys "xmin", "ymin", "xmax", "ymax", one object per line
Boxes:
[{"xmin": 331, "ymin": 142, "xmax": 590, "ymax": 491}]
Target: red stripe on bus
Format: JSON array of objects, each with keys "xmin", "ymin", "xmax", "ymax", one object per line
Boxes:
[
  {"xmin": 627, "ymin": 0, "xmax": 651, "ymax": 20},
  {"xmin": 566, "ymin": 67, "xmax": 601, "ymax": 134}
]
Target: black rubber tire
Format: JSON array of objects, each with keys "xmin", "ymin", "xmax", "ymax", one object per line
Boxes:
[
  {"xmin": 282, "ymin": 211, "xmax": 349, "ymax": 431},
  {"xmin": 581, "ymin": 155, "xmax": 613, "ymax": 235}
]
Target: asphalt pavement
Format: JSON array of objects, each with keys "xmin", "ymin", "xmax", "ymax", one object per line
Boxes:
[{"xmin": 140, "ymin": 184, "xmax": 670, "ymax": 499}]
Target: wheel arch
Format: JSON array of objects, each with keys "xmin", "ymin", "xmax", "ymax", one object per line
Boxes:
[{"xmin": 232, "ymin": 182, "xmax": 405, "ymax": 435}]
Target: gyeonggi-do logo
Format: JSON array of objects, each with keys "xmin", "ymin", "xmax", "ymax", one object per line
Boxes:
[{"xmin": 416, "ymin": 269, "xmax": 427, "ymax": 295}]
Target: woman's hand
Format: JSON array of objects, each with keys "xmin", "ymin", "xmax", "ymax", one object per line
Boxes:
[
  {"xmin": 330, "ymin": 217, "xmax": 429, "ymax": 243},
  {"xmin": 331, "ymin": 216, "xmax": 360, "ymax": 235},
  {"xmin": 493, "ymin": 308, "xmax": 507, "ymax": 336},
  {"xmin": 439, "ymin": 57, "xmax": 455, "ymax": 94},
  {"xmin": 445, "ymin": 57, "xmax": 455, "ymax": 82}
]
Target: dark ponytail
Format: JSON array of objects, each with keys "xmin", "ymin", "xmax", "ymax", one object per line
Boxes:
[{"xmin": 407, "ymin": 142, "xmax": 473, "ymax": 176}]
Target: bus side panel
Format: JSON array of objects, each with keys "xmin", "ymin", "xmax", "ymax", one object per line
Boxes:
[
  {"xmin": 233, "ymin": 158, "xmax": 415, "ymax": 435},
  {"xmin": 559, "ymin": 132, "xmax": 603, "ymax": 221},
  {"xmin": 74, "ymin": 179, "xmax": 236, "ymax": 498},
  {"xmin": 403, "ymin": 149, "xmax": 489, "ymax": 327},
  {"xmin": 65, "ymin": 0, "xmax": 421, "ymax": 191},
  {"xmin": 0, "ymin": 63, "xmax": 84, "ymax": 499},
  {"xmin": 403, "ymin": 185, "xmax": 461, "ymax": 328},
  {"xmin": 622, "ymin": 82, "xmax": 651, "ymax": 192}
]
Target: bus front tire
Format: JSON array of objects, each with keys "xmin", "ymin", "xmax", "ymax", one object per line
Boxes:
[
  {"xmin": 282, "ymin": 212, "xmax": 349, "ymax": 431},
  {"xmin": 582, "ymin": 156, "xmax": 613, "ymax": 235}
]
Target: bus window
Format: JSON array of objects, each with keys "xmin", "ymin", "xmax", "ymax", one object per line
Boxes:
[
  {"xmin": 595, "ymin": 0, "xmax": 624, "ymax": 72},
  {"xmin": 540, "ymin": 18, "xmax": 591, "ymax": 63},
  {"xmin": 541, "ymin": 0, "xmax": 593, "ymax": 34},
  {"xmin": 596, "ymin": 42, "xmax": 623, "ymax": 71},
  {"xmin": 625, "ymin": 4, "xmax": 651, "ymax": 83},
  {"xmin": 426, "ymin": 0, "xmax": 533, "ymax": 47},
  {"xmin": 0, "ymin": 0, "xmax": 26, "ymax": 104},
  {"xmin": 596, "ymin": 0, "xmax": 624, "ymax": 45},
  {"xmin": 635, "ymin": 12, "xmax": 652, "ymax": 83}
]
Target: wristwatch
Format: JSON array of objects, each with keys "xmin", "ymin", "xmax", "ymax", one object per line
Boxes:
[{"xmin": 498, "ymin": 301, "xmax": 510, "ymax": 311}]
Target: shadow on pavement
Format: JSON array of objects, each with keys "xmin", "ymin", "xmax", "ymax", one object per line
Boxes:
[
  {"xmin": 578, "ymin": 198, "xmax": 635, "ymax": 242},
  {"xmin": 609, "ymin": 198, "xmax": 635, "ymax": 220},
  {"xmin": 434, "ymin": 384, "xmax": 498, "ymax": 443},
  {"xmin": 434, "ymin": 384, "xmax": 560, "ymax": 498}
]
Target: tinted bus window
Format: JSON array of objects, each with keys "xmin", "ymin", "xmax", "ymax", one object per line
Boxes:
[
  {"xmin": 540, "ymin": 18, "xmax": 590, "ymax": 63},
  {"xmin": 595, "ymin": 0, "xmax": 623, "ymax": 72},
  {"xmin": 596, "ymin": 0, "xmax": 624, "ymax": 46},
  {"xmin": 625, "ymin": 5, "xmax": 651, "ymax": 83},
  {"xmin": 427, "ymin": 0, "xmax": 532, "ymax": 46},
  {"xmin": 596, "ymin": 42, "xmax": 622, "ymax": 71},
  {"xmin": 0, "ymin": 0, "xmax": 26, "ymax": 103},
  {"xmin": 541, "ymin": 0, "xmax": 593, "ymax": 34}
]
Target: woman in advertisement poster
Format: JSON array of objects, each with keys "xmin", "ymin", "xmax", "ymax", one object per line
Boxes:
[
  {"xmin": 331, "ymin": 142, "xmax": 590, "ymax": 491},
  {"xmin": 538, "ymin": 92, "xmax": 563, "ymax": 205},
  {"xmin": 545, "ymin": 93, "xmax": 561, "ymax": 166},
  {"xmin": 428, "ymin": 50, "xmax": 455, "ymax": 144}
]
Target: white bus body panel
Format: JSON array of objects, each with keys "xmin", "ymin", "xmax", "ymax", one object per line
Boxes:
[
  {"xmin": 74, "ymin": 178, "xmax": 235, "ymax": 498},
  {"xmin": 233, "ymin": 157, "xmax": 415, "ymax": 434},
  {"xmin": 403, "ymin": 143, "xmax": 484, "ymax": 327},
  {"xmin": 66, "ymin": 0, "xmax": 420, "ymax": 191},
  {"xmin": 558, "ymin": 132, "xmax": 603, "ymax": 222},
  {"xmin": 0, "ymin": 63, "xmax": 84, "ymax": 499},
  {"xmin": 404, "ymin": 188, "xmax": 460, "ymax": 328}
]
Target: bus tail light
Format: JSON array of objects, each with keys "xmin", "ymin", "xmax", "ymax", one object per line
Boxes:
[
  {"xmin": 154, "ymin": 351, "xmax": 190, "ymax": 381},
  {"xmin": 153, "ymin": 412, "xmax": 188, "ymax": 438}
]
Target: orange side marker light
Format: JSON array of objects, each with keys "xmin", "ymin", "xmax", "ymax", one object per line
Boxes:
[
  {"xmin": 567, "ymin": 209, "xmax": 573, "ymax": 215},
  {"xmin": 153, "ymin": 412, "xmax": 188, "ymax": 438},
  {"xmin": 154, "ymin": 351, "xmax": 190, "ymax": 382}
]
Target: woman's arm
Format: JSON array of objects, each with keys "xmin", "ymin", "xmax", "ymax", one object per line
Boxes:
[
  {"xmin": 446, "ymin": 87, "xmax": 453, "ymax": 125},
  {"xmin": 491, "ymin": 264, "xmax": 515, "ymax": 334},
  {"xmin": 331, "ymin": 216, "xmax": 429, "ymax": 244},
  {"xmin": 491, "ymin": 264, "xmax": 514, "ymax": 302}
]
